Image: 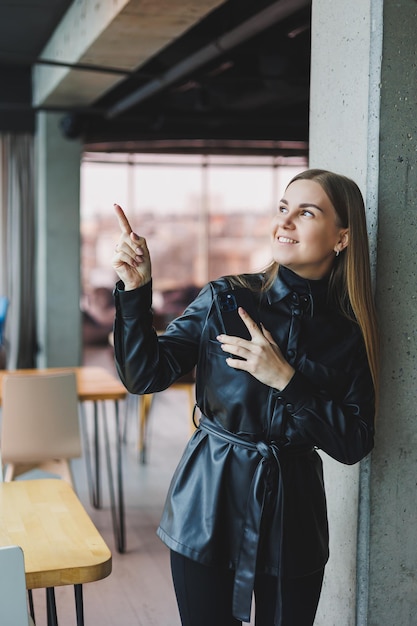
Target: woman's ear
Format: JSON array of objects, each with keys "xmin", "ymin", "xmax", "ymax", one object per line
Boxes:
[{"xmin": 334, "ymin": 229, "xmax": 349, "ymax": 255}]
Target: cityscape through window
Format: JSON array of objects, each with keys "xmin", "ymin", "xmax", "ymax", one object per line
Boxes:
[{"xmin": 80, "ymin": 153, "xmax": 307, "ymax": 330}]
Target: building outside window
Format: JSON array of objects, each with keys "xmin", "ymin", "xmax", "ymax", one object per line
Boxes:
[{"xmin": 80, "ymin": 153, "xmax": 306, "ymax": 334}]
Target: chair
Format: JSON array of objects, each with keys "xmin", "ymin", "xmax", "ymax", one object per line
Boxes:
[
  {"xmin": 0, "ymin": 545, "xmax": 34, "ymax": 626},
  {"xmin": 1, "ymin": 371, "xmax": 82, "ymax": 486},
  {"xmin": 0, "ymin": 296, "xmax": 8, "ymax": 346}
]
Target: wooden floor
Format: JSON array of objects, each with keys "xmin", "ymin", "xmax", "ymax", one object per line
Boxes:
[{"xmin": 28, "ymin": 345, "xmax": 190, "ymax": 626}]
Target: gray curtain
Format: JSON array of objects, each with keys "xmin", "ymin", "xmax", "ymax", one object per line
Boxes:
[{"xmin": 0, "ymin": 134, "xmax": 37, "ymax": 368}]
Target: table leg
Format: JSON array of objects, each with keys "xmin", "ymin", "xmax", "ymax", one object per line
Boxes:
[
  {"xmin": 93, "ymin": 401, "xmax": 101, "ymax": 508},
  {"xmin": 80, "ymin": 398, "xmax": 126, "ymax": 552},
  {"xmin": 115, "ymin": 399, "xmax": 125, "ymax": 552},
  {"xmin": 102, "ymin": 399, "xmax": 126, "ymax": 553},
  {"xmin": 74, "ymin": 584, "xmax": 84, "ymax": 626},
  {"xmin": 46, "ymin": 588, "xmax": 58, "ymax": 626},
  {"xmin": 28, "ymin": 590, "xmax": 35, "ymax": 623}
]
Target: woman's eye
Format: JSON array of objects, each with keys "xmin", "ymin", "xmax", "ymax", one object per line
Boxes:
[
  {"xmin": 301, "ymin": 209, "xmax": 314, "ymax": 218},
  {"xmin": 278, "ymin": 205, "xmax": 288, "ymax": 214}
]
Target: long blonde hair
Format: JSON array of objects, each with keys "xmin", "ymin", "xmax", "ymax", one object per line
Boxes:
[{"xmin": 233, "ymin": 169, "xmax": 379, "ymax": 401}]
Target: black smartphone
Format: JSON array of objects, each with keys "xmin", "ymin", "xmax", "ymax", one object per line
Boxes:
[{"xmin": 216, "ymin": 288, "xmax": 261, "ymax": 340}]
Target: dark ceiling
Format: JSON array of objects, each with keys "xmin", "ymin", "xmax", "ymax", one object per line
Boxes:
[
  {"xmin": 0, "ymin": 0, "xmax": 72, "ymax": 130},
  {"xmin": 0, "ymin": 0, "xmax": 311, "ymax": 156}
]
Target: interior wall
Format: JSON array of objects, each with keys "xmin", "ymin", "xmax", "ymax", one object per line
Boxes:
[{"xmin": 369, "ymin": 1, "xmax": 417, "ymax": 624}]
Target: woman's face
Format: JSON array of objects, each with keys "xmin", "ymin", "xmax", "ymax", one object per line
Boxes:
[{"xmin": 270, "ymin": 179, "xmax": 348, "ymax": 280}]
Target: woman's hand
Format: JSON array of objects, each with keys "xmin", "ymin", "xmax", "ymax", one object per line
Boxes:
[
  {"xmin": 217, "ymin": 308, "xmax": 295, "ymax": 391},
  {"xmin": 112, "ymin": 204, "xmax": 152, "ymax": 291}
]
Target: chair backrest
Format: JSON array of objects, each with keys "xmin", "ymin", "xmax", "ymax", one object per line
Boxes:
[
  {"xmin": 1, "ymin": 371, "xmax": 82, "ymax": 464},
  {"xmin": 0, "ymin": 545, "xmax": 31, "ymax": 626}
]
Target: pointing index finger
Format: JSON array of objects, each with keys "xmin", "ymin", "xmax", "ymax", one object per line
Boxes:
[{"xmin": 114, "ymin": 203, "xmax": 133, "ymax": 234}]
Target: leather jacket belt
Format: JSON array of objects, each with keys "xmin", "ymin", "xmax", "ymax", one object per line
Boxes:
[{"xmin": 199, "ymin": 416, "xmax": 313, "ymax": 626}]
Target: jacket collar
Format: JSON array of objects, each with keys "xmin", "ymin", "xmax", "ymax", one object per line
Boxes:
[{"xmin": 266, "ymin": 265, "xmax": 330, "ymax": 308}]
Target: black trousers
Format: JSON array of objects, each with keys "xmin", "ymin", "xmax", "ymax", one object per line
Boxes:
[{"xmin": 170, "ymin": 551, "xmax": 324, "ymax": 626}]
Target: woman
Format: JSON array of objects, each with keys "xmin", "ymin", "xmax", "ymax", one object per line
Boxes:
[{"xmin": 112, "ymin": 169, "xmax": 378, "ymax": 626}]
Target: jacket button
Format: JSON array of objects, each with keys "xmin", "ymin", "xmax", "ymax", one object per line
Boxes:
[
  {"xmin": 285, "ymin": 402, "xmax": 294, "ymax": 412},
  {"xmin": 287, "ymin": 349, "xmax": 296, "ymax": 359},
  {"xmin": 276, "ymin": 395, "xmax": 284, "ymax": 403},
  {"xmin": 292, "ymin": 308, "xmax": 301, "ymax": 317}
]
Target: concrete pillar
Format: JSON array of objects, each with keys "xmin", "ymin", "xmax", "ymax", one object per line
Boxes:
[
  {"xmin": 369, "ymin": 2, "xmax": 417, "ymax": 624},
  {"xmin": 35, "ymin": 112, "xmax": 82, "ymax": 367},
  {"xmin": 309, "ymin": 1, "xmax": 383, "ymax": 624}
]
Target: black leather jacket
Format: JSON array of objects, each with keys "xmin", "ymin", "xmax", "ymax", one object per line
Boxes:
[{"xmin": 113, "ymin": 266, "xmax": 375, "ymax": 622}]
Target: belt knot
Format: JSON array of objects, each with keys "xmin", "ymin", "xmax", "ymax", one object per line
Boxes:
[{"xmin": 256, "ymin": 440, "xmax": 278, "ymax": 461}]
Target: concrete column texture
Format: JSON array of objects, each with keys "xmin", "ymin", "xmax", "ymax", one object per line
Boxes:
[
  {"xmin": 370, "ymin": 1, "xmax": 417, "ymax": 625},
  {"xmin": 35, "ymin": 112, "xmax": 82, "ymax": 367},
  {"xmin": 309, "ymin": 0, "xmax": 383, "ymax": 624}
]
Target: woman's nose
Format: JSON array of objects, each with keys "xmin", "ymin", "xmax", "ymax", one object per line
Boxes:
[{"xmin": 278, "ymin": 212, "xmax": 295, "ymax": 228}]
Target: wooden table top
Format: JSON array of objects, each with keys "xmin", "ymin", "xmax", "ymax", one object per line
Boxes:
[
  {"xmin": 0, "ymin": 479, "xmax": 112, "ymax": 589},
  {"xmin": 0, "ymin": 366, "xmax": 127, "ymax": 403}
]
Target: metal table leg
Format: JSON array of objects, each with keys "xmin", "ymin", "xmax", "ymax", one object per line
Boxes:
[
  {"xmin": 28, "ymin": 590, "xmax": 35, "ymax": 623},
  {"xmin": 44, "ymin": 585, "xmax": 85, "ymax": 626},
  {"xmin": 81, "ymin": 398, "xmax": 126, "ymax": 552},
  {"xmin": 74, "ymin": 584, "xmax": 84, "ymax": 626},
  {"xmin": 46, "ymin": 588, "xmax": 58, "ymax": 626}
]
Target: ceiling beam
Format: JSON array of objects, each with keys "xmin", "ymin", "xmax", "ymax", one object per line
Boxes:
[
  {"xmin": 33, "ymin": 0, "xmax": 223, "ymax": 108},
  {"xmin": 0, "ymin": 53, "xmax": 132, "ymax": 76},
  {"xmin": 106, "ymin": 0, "xmax": 311, "ymax": 119}
]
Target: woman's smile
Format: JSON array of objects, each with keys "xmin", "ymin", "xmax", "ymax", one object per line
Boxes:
[{"xmin": 277, "ymin": 236, "xmax": 299, "ymax": 244}]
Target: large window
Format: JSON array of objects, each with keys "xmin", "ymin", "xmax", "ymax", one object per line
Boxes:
[{"xmin": 80, "ymin": 153, "xmax": 306, "ymax": 327}]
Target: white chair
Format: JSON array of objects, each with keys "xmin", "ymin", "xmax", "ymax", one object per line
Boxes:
[
  {"xmin": 1, "ymin": 371, "xmax": 82, "ymax": 487},
  {"xmin": 0, "ymin": 545, "xmax": 34, "ymax": 626}
]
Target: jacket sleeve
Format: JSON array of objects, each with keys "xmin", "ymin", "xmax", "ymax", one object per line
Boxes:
[
  {"xmin": 113, "ymin": 280, "xmax": 211, "ymax": 395},
  {"xmin": 274, "ymin": 342, "xmax": 375, "ymax": 465}
]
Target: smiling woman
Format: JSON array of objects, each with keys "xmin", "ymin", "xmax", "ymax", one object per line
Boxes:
[{"xmin": 112, "ymin": 167, "xmax": 379, "ymax": 626}]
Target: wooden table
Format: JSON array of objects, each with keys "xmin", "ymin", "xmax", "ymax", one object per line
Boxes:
[
  {"xmin": 0, "ymin": 365, "xmax": 127, "ymax": 407},
  {"xmin": 0, "ymin": 366, "xmax": 128, "ymax": 553},
  {"xmin": 0, "ymin": 478, "xmax": 112, "ymax": 625}
]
